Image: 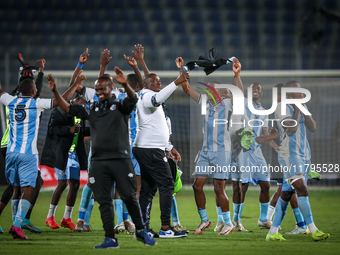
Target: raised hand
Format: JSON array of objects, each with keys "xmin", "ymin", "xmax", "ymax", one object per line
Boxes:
[
  {"xmin": 37, "ymin": 58, "xmax": 46, "ymax": 72},
  {"xmin": 47, "ymin": 74, "xmax": 56, "ymax": 92},
  {"xmin": 79, "ymin": 48, "xmax": 89, "ymax": 64},
  {"xmin": 124, "ymin": 54, "xmax": 137, "ymax": 67},
  {"xmin": 175, "ymin": 57, "xmax": 184, "ymax": 69},
  {"xmin": 174, "ymin": 72, "xmax": 190, "ymax": 86},
  {"xmin": 112, "ymin": 66, "xmax": 127, "ymax": 85},
  {"xmin": 74, "ymin": 71, "xmax": 86, "ymax": 85},
  {"xmin": 100, "ymin": 49, "xmax": 112, "ymax": 67},
  {"xmin": 132, "ymin": 44, "xmax": 144, "ymax": 62},
  {"xmin": 233, "ymin": 58, "xmax": 241, "ymax": 75}
]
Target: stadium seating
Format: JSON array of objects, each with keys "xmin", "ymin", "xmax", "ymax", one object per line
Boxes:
[{"xmin": 0, "ymin": 0, "xmax": 338, "ymax": 85}]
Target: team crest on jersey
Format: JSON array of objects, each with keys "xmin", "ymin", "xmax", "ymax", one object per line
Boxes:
[
  {"xmin": 163, "ymin": 157, "xmax": 168, "ymax": 162},
  {"xmin": 128, "ymin": 173, "xmax": 134, "ymax": 178},
  {"xmin": 89, "ymin": 177, "xmax": 95, "ymax": 184},
  {"xmin": 110, "ymin": 105, "xmax": 116, "ymax": 111},
  {"xmin": 95, "ymin": 107, "xmax": 99, "ymax": 112}
]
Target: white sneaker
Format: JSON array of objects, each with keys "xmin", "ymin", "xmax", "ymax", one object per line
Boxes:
[
  {"xmin": 285, "ymin": 225, "xmax": 309, "ymax": 234},
  {"xmin": 114, "ymin": 222, "xmax": 126, "ymax": 234},
  {"xmin": 258, "ymin": 219, "xmax": 272, "ymax": 229},
  {"xmin": 218, "ymin": 224, "xmax": 235, "ymax": 235},
  {"xmin": 75, "ymin": 219, "xmax": 84, "ymax": 232},
  {"xmin": 214, "ymin": 221, "xmax": 224, "ymax": 233},
  {"xmin": 232, "ymin": 219, "xmax": 247, "ymax": 232},
  {"xmin": 124, "ymin": 220, "xmax": 135, "ymax": 234},
  {"xmin": 159, "ymin": 227, "xmax": 187, "ymax": 238}
]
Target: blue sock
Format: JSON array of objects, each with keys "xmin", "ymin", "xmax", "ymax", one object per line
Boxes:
[
  {"xmin": 239, "ymin": 202, "xmax": 245, "ymax": 221},
  {"xmin": 114, "ymin": 199, "xmax": 123, "ymax": 225},
  {"xmin": 293, "ymin": 207, "xmax": 306, "ymax": 229},
  {"xmin": 259, "ymin": 202, "xmax": 270, "ymax": 222},
  {"xmin": 216, "ymin": 206, "xmax": 223, "ymax": 222},
  {"xmin": 11, "ymin": 199, "xmax": 19, "ymax": 224},
  {"xmin": 297, "ymin": 196, "xmax": 313, "ymax": 225},
  {"xmin": 122, "ymin": 202, "xmax": 129, "ymax": 221},
  {"xmin": 171, "ymin": 196, "xmax": 180, "ymax": 225},
  {"xmin": 272, "ymin": 198, "xmax": 289, "ymax": 228},
  {"xmin": 14, "ymin": 199, "xmax": 30, "ymax": 228},
  {"xmin": 222, "ymin": 211, "xmax": 232, "ymax": 225},
  {"xmin": 198, "ymin": 208, "xmax": 208, "ymax": 222},
  {"xmin": 78, "ymin": 185, "xmax": 93, "ymax": 220},
  {"xmin": 84, "ymin": 199, "xmax": 94, "ymax": 226},
  {"xmin": 233, "ymin": 203, "xmax": 241, "ymax": 221}
]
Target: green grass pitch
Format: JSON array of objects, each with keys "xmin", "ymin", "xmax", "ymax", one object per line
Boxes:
[{"xmin": 0, "ymin": 188, "xmax": 339, "ymax": 255}]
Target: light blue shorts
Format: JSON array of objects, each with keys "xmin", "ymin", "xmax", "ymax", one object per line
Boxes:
[
  {"xmin": 130, "ymin": 145, "xmax": 141, "ymax": 176},
  {"xmin": 194, "ymin": 150, "xmax": 231, "ymax": 180},
  {"xmin": 5, "ymin": 152, "xmax": 39, "ymax": 188},
  {"xmin": 240, "ymin": 149, "xmax": 270, "ymax": 184},
  {"xmin": 279, "ymin": 158, "xmax": 310, "ymax": 192},
  {"xmin": 55, "ymin": 151, "xmax": 80, "ymax": 181},
  {"xmin": 229, "ymin": 150, "xmax": 252, "ymax": 181}
]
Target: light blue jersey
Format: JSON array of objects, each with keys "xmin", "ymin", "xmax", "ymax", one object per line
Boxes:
[
  {"xmin": 244, "ymin": 98, "xmax": 268, "ymax": 151},
  {"xmin": 0, "ymin": 93, "xmax": 52, "ymax": 154},
  {"xmin": 118, "ymin": 92, "xmax": 139, "ymax": 145},
  {"xmin": 275, "ymin": 102, "xmax": 311, "ymax": 161},
  {"xmin": 241, "ymin": 98, "xmax": 270, "ymax": 183},
  {"xmin": 200, "ymin": 97, "xmax": 233, "ymax": 152}
]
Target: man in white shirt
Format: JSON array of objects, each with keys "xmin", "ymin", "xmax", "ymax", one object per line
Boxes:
[{"xmin": 133, "ymin": 71, "xmax": 189, "ymax": 238}]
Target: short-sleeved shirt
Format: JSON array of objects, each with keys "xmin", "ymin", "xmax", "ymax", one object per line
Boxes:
[
  {"xmin": 0, "ymin": 93, "xmax": 52, "ymax": 154},
  {"xmin": 275, "ymin": 102, "xmax": 311, "ymax": 161}
]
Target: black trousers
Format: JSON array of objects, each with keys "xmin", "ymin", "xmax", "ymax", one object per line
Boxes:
[
  {"xmin": 89, "ymin": 158, "xmax": 143, "ymax": 238},
  {"xmin": 132, "ymin": 147, "xmax": 174, "ymax": 227}
]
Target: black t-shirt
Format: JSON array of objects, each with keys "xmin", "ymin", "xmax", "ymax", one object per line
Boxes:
[{"xmin": 69, "ymin": 95, "xmax": 138, "ymax": 160}]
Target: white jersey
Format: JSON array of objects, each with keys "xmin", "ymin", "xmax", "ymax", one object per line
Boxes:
[
  {"xmin": 0, "ymin": 93, "xmax": 52, "ymax": 154},
  {"xmin": 134, "ymin": 82, "xmax": 178, "ymax": 150}
]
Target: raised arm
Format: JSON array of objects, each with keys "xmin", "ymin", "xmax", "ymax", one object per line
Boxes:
[
  {"xmin": 113, "ymin": 67, "xmax": 134, "ymax": 99},
  {"xmin": 175, "ymin": 57, "xmax": 200, "ymax": 102},
  {"xmin": 133, "ymin": 44, "xmax": 149, "ymax": 76},
  {"xmin": 35, "ymin": 58, "xmax": 46, "ymax": 98},
  {"xmin": 99, "ymin": 49, "xmax": 112, "ymax": 77},
  {"xmin": 49, "ymin": 73, "xmax": 86, "ymax": 109},
  {"xmin": 71, "ymin": 48, "xmax": 89, "ymax": 94},
  {"xmin": 232, "ymin": 58, "xmax": 244, "ymax": 95},
  {"xmin": 124, "ymin": 54, "xmax": 143, "ymax": 87},
  {"xmin": 48, "ymin": 74, "xmax": 71, "ymax": 113}
]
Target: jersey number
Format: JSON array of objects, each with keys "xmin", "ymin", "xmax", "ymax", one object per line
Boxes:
[{"xmin": 15, "ymin": 105, "xmax": 26, "ymax": 121}]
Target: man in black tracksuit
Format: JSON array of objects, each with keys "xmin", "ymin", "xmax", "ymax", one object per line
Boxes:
[{"xmin": 48, "ymin": 67, "xmax": 156, "ymax": 249}]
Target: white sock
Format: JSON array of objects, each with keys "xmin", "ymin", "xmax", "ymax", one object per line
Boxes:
[
  {"xmin": 47, "ymin": 204, "xmax": 57, "ymax": 219},
  {"xmin": 63, "ymin": 206, "xmax": 74, "ymax": 220},
  {"xmin": 268, "ymin": 226, "xmax": 279, "ymax": 235},
  {"xmin": 267, "ymin": 205, "xmax": 275, "ymax": 221},
  {"xmin": 307, "ymin": 223, "xmax": 318, "ymax": 234},
  {"xmin": 173, "ymin": 221, "xmax": 179, "ymax": 226}
]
